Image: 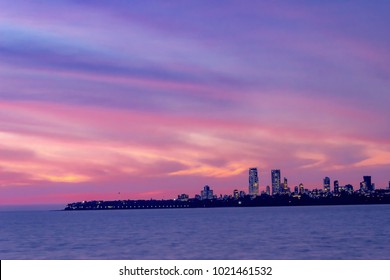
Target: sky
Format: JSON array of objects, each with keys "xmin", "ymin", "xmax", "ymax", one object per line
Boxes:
[{"xmin": 1, "ymin": 1, "xmax": 390, "ymax": 206}]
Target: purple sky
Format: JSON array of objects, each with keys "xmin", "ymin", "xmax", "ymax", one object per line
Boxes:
[{"xmin": 1, "ymin": 1, "xmax": 390, "ymax": 205}]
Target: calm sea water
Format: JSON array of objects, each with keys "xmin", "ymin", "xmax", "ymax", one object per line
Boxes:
[{"xmin": 1, "ymin": 204, "xmax": 389, "ymax": 259}]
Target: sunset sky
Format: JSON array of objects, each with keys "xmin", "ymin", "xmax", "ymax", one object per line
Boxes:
[{"xmin": 1, "ymin": 1, "xmax": 390, "ymax": 205}]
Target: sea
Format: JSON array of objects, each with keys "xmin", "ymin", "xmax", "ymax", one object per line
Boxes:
[{"xmin": 1, "ymin": 204, "xmax": 389, "ymax": 260}]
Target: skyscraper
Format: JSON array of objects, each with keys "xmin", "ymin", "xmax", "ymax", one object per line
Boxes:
[
  {"xmin": 248, "ymin": 168, "xmax": 259, "ymax": 196},
  {"xmin": 201, "ymin": 185, "xmax": 213, "ymax": 200},
  {"xmin": 334, "ymin": 180, "xmax": 339, "ymax": 193},
  {"xmin": 271, "ymin": 169, "xmax": 281, "ymax": 195},
  {"xmin": 323, "ymin": 177, "xmax": 330, "ymax": 192},
  {"xmin": 363, "ymin": 176, "xmax": 372, "ymax": 191},
  {"xmin": 283, "ymin": 177, "xmax": 288, "ymax": 193}
]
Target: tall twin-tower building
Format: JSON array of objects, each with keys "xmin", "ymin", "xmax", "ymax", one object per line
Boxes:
[{"xmin": 249, "ymin": 167, "xmax": 282, "ymax": 195}]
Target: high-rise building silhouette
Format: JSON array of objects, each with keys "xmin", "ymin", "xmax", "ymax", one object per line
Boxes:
[
  {"xmin": 323, "ymin": 177, "xmax": 330, "ymax": 192},
  {"xmin": 299, "ymin": 183, "xmax": 304, "ymax": 194},
  {"xmin": 334, "ymin": 180, "xmax": 339, "ymax": 193},
  {"xmin": 283, "ymin": 177, "xmax": 288, "ymax": 193},
  {"xmin": 271, "ymin": 169, "xmax": 281, "ymax": 195},
  {"xmin": 363, "ymin": 176, "xmax": 372, "ymax": 191},
  {"xmin": 201, "ymin": 185, "xmax": 213, "ymax": 200},
  {"xmin": 344, "ymin": 184, "xmax": 354, "ymax": 193},
  {"xmin": 248, "ymin": 168, "xmax": 259, "ymax": 196}
]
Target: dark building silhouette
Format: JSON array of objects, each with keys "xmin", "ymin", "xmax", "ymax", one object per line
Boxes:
[
  {"xmin": 334, "ymin": 180, "xmax": 339, "ymax": 193},
  {"xmin": 299, "ymin": 183, "xmax": 304, "ymax": 194},
  {"xmin": 201, "ymin": 185, "xmax": 213, "ymax": 200},
  {"xmin": 266, "ymin": 185, "xmax": 270, "ymax": 195},
  {"xmin": 344, "ymin": 184, "xmax": 354, "ymax": 193},
  {"xmin": 363, "ymin": 176, "xmax": 373, "ymax": 191},
  {"xmin": 177, "ymin": 194, "xmax": 189, "ymax": 201},
  {"xmin": 323, "ymin": 177, "xmax": 330, "ymax": 192},
  {"xmin": 283, "ymin": 177, "xmax": 288, "ymax": 193}
]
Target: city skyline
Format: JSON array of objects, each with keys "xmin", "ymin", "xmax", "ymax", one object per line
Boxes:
[
  {"xmin": 214, "ymin": 170, "xmax": 385, "ymax": 199},
  {"xmin": 64, "ymin": 171, "xmax": 390, "ymax": 210},
  {"xmin": 1, "ymin": 1, "xmax": 390, "ymax": 205}
]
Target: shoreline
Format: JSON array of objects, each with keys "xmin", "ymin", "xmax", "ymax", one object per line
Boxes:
[{"xmin": 64, "ymin": 191, "xmax": 390, "ymax": 211}]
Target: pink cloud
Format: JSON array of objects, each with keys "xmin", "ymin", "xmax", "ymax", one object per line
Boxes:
[{"xmin": 1, "ymin": 96, "xmax": 389, "ymax": 206}]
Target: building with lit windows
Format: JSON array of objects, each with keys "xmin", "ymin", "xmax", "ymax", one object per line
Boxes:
[
  {"xmin": 323, "ymin": 177, "xmax": 330, "ymax": 192},
  {"xmin": 271, "ymin": 169, "xmax": 281, "ymax": 195},
  {"xmin": 334, "ymin": 180, "xmax": 339, "ymax": 193},
  {"xmin": 177, "ymin": 194, "xmax": 189, "ymax": 201},
  {"xmin": 344, "ymin": 184, "xmax": 354, "ymax": 193},
  {"xmin": 283, "ymin": 177, "xmax": 288, "ymax": 193},
  {"xmin": 201, "ymin": 185, "xmax": 213, "ymax": 200},
  {"xmin": 248, "ymin": 168, "xmax": 259, "ymax": 196}
]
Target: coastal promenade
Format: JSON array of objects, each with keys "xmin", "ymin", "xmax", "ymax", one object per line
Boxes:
[{"xmin": 64, "ymin": 190, "xmax": 390, "ymax": 210}]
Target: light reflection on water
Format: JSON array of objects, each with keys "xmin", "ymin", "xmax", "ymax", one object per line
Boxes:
[{"xmin": 0, "ymin": 204, "xmax": 389, "ymax": 259}]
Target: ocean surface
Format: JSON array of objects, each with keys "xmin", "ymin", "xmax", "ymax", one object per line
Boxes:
[{"xmin": 1, "ymin": 204, "xmax": 390, "ymax": 260}]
